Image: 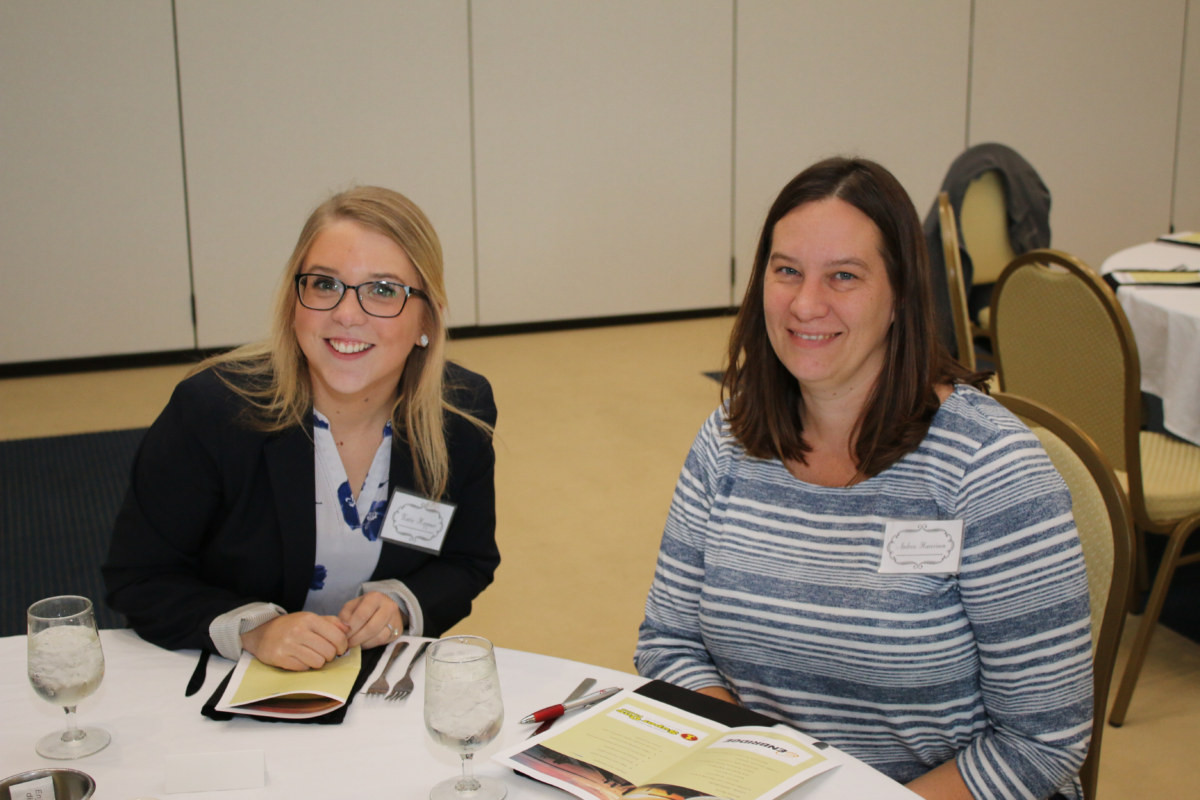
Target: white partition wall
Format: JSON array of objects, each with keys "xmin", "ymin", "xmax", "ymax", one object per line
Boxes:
[
  {"xmin": 7, "ymin": 1, "xmax": 1200, "ymax": 366},
  {"xmin": 176, "ymin": 0, "xmax": 476, "ymax": 347},
  {"xmin": 0, "ymin": 0, "xmax": 193, "ymax": 364},
  {"xmin": 970, "ymin": 0, "xmax": 1187, "ymax": 268},
  {"xmin": 1174, "ymin": 1, "xmax": 1200, "ymax": 232},
  {"xmin": 734, "ymin": 0, "xmax": 971, "ymax": 301},
  {"xmin": 470, "ymin": 0, "xmax": 734, "ymax": 325}
]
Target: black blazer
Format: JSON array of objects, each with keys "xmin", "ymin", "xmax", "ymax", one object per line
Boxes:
[{"xmin": 102, "ymin": 362, "xmax": 498, "ymax": 651}]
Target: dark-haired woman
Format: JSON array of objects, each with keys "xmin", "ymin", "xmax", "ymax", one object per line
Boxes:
[{"xmin": 636, "ymin": 158, "xmax": 1091, "ymax": 800}]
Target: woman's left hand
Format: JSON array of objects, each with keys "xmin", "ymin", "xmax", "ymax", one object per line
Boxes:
[{"xmin": 338, "ymin": 592, "xmax": 408, "ymax": 649}]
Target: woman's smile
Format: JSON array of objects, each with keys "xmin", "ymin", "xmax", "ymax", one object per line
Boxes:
[
  {"xmin": 294, "ymin": 219, "xmax": 426, "ymax": 408},
  {"xmin": 326, "ymin": 337, "xmax": 375, "ymax": 356},
  {"xmin": 763, "ymin": 197, "xmax": 895, "ymax": 396}
]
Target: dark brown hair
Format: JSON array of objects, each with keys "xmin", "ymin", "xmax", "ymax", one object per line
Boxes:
[{"xmin": 723, "ymin": 157, "xmax": 988, "ymax": 480}]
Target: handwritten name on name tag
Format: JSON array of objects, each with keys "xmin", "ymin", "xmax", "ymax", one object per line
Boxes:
[
  {"xmin": 380, "ymin": 488, "xmax": 457, "ymax": 555},
  {"xmin": 879, "ymin": 519, "xmax": 964, "ymax": 574}
]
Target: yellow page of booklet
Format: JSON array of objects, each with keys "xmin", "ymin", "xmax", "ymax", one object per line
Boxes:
[
  {"xmin": 646, "ymin": 727, "xmax": 831, "ymax": 800},
  {"xmin": 230, "ymin": 646, "xmax": 361, "ymax": 705},
  {"xmin": 532, "ymin": 695, "xmax": 726, "ymax": 787}
]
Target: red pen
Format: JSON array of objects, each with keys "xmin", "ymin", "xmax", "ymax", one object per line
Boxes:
[{"xmin": 519, "ymin": 686, "xmax": 622, "ymax": 724}]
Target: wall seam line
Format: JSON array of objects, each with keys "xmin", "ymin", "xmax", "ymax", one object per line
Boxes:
[
  {"xmin": 467, "ymin": 0, "xmax": 482, "ymax": 326},
  {"xmin": 1171, "ymin": 0, "xmax": 1191, "ymax": 232},
  {"xmin": 965, "ymin": 0, "xmax": 975, "ymax": 148},
  {"xmin": 171, "ymin": 0, "xmax": 198, "ymax": 349},
  {"xmin": 730, "ymin": 0, "xmax": 738, "ymax": 305}
]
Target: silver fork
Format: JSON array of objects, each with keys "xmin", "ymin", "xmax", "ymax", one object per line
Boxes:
[
  {"xmin": 386, "ymin": 640, "xmax": 431, "ymax": 701},
  {"xmin": 365, "ymin": 641, "xmax": 409, "ymax": 696}
]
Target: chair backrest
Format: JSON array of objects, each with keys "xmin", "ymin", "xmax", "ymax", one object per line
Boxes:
[
  {"xmin": 938, "ymin": 192, "xmax": 975, "ymax": 371},
  {"xmin": 990, "ymin": 251, "xmax": 1142, "ymax": 487},
  {"xmin": 960, "ymin": 170, "xmax": 1016, "ymax": 285},
  {"xmin": 993, "ymin": 392, "xmax": 1133, "ymax": 800}
]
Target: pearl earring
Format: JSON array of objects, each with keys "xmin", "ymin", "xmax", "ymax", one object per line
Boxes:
[{"xmin": 419, "ymin": 334, "xmax": 429, "ymax": 347}]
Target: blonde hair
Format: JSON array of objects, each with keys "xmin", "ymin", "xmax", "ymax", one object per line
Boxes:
[{"xmin": 194, "ymin": 186, "xmax": 490, "ymax": 499}]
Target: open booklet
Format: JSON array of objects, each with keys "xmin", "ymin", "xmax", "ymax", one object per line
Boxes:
[
  {"xmin": 213, "ymin": 646, "xmax": 362, "ymax": 719},
  {"xmin": 494, "ymin": 683, "xmax": 841, "ymax": 800}
]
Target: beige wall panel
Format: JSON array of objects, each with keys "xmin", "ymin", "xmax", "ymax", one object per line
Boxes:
[
  {"xmin": 1174, "ymin": 1, "xmax": 1200, "ymax": 232},
  {"xmin": 472, "ymin": 0, "xmax": 733, "ymax": 325},
  {"xmin": 970, "ymin": 0, "xmax": 1185, "ymax": 268},
  {"xmin": 0, "ymin": 0, "xmax": 193, "ymax": 364},
  {"xmin": 735, "ymin": 0, "xmax": 970, "ymax": 300},
  {"xmin": 178, "ymin": 0, "xmax": 475, "ymax": 347}
]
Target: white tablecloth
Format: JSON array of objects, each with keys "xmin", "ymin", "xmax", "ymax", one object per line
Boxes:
[
  {"xmin": 0, "ymin": 630, "xmax": 916, "ymax": 799},
  {"xmin": 1116, "ymin": 286, "xmax": 1200, "ymax": 446}
]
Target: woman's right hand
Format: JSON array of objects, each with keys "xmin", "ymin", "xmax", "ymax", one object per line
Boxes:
[{"xmin": 240, "ymin": 612, "xmax": 351, "ymax": 671}]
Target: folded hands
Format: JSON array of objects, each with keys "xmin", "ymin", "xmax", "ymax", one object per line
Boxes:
[{"xmin": 240, "ymin": 591, "xmax": 406, "ymax": 671}]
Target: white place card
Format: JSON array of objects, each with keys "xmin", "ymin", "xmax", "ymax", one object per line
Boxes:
[
  {"xmin": 9, "ymin": 776, "xmax": 54, "ymax": 800},
  {"xmin": 380, "ymin": 489, "xmax": 457, "ymax": 554},
  {"xmin": 165, "ymin": 750, "xmax": 265, "ymax": 794},
  {"xmin": 879, "ymin": 520, "xmax": 964, "ymax": 574}
]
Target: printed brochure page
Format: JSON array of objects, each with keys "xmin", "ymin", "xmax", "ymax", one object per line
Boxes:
[{"xmin": 493, "ymin": 691, "xmax": 840, "ymax": 800}]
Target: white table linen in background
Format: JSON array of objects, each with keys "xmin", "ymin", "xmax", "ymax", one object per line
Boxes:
[
  {"xmin": 1117, "ymin": 286, "xmax": 1200, "ymax": 447},
  {"xmin": 0, "ymin": 629, "xmax": 917, "ymax": 799},
  {"xmin": 1100, "ymin": 240, "xmax": 1200, "ymax": 274}
]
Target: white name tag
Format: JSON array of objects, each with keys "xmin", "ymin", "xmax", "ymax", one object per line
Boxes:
[
  {"xmin": 380, "ymin": 488, "xmax": 457, "ymax": 555},
  {"xmin": 879, "ymin": 519, "xmax": 964, "ymax": 574}
]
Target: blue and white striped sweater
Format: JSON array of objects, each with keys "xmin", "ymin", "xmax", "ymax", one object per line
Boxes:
[{"xmin": 636, "ymin": 385, "xmax": 1092, "ymax": 800}]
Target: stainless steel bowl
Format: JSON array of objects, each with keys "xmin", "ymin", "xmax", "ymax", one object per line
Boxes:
[{"xmin": 1, "ymin": 768, "xmax": 96, "ymax": 800}]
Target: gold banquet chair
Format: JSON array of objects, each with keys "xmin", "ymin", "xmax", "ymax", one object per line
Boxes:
[
  {"xmin": 959, "ymin": 170, "xmax": 1017, "ymax": 341},
  {"xmin": 938, "ymin": 192, "xmax": 976, "ymax": 371},
  {"xmin": 990, "ymin": 249, "xmax": 1200, "ymax": 726},
  {"xmin": 993, "ymin": 393, "xmax": 1133, "ymax": 800}
]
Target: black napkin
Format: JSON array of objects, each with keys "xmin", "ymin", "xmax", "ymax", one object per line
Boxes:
[
  {"xmin": 201, "ymin": 646, "xmax": 385, "ymax": 725},
  {"xmin": 185, "ymin": 649, "xmax": 211, "ymax": 697},
  {"xmin": 634, "ymin": 680, "xmax": 777, "ymax": 727},
  {"xmin": 634, "ymin": 680, "xmax": 828, "ymax": 748}
]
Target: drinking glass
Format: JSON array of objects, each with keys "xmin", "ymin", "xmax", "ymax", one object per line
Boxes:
[
  {"xmin": 424, "ymin": 635, "xmax": 506, "ymax": 800},
  {"xmin": 27, "ymin": 596, "xmax": 111, "ymax": 759}
]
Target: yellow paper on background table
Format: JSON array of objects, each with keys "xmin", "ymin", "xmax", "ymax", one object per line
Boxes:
[
  {"xmin": 1159, "ymin": 231, "xmax": 1200, "ymax": 246},
  {"xmin": 1114, "ymin": 270, "xmax": 1200, "ymax": 285}
]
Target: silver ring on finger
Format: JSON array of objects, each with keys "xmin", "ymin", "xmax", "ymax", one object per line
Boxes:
[{"xmin": 386, "ymin": 624, "xmax": 400, "ymax": 640}]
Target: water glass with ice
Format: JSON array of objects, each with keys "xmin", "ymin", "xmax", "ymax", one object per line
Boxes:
[
  {"xmin": 27, "ymin": 596, "xmax": 111, "ymax": 759},
  {"xmin": 424, "ymin": 635, "xmax": 506, "ymax": 800}
]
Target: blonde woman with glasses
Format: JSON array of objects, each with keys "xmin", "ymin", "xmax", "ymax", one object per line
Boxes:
[{"xmin": 104, "ymin": 187, "xmax": 497, "ymax": 671}]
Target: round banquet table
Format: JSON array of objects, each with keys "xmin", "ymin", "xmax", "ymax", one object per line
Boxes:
[
  {"xmin": 1101, "ymin": 241, "xmax": 1200, "ymax": 447},
  {"xmin": 1115, "ymin": 286, "xmax": 1200, "ymax": 446},
  {"xmin": 0, "ymin": 629, "xmax": 916, "ymax": 799}
]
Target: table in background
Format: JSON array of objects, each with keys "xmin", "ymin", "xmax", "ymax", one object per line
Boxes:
[
  {"xmin": 0, "ymin": 630, "xmax": 916, "ymax": 799},
  {"xmin": 1101, "ymin": 241, "xmax": 1200, "ymax": 447}
]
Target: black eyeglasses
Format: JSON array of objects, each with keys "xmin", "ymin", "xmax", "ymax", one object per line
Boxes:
[{"xmin": 295, "ymin": 274, "xmax": 428, "ymax": 318}]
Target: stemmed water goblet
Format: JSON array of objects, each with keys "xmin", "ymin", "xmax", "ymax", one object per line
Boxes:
[
  {"xmin": 424, "ymin": 635, "xmax": 506, "ymax": 800},
  {"xmin": 27, "ymin": 596, "xmax": 111, "ymax": 759}
]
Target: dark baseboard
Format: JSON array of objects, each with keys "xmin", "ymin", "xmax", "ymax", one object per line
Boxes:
[
  {"xmin": 0, "ymin": 347, "xmax": 233, "ymax": 379},
  {"xmin": 447, "ymin": 306, "xmax": 737, "ymax": 339},
  {"xmin": 0, "ymin": 307, "xmax": 737, "ymax": 378}
]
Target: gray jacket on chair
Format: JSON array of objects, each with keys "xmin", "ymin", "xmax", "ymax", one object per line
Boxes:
[{"xmin": 924, "ymin": 142, "xmax": 1051, "ymax": 358}]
